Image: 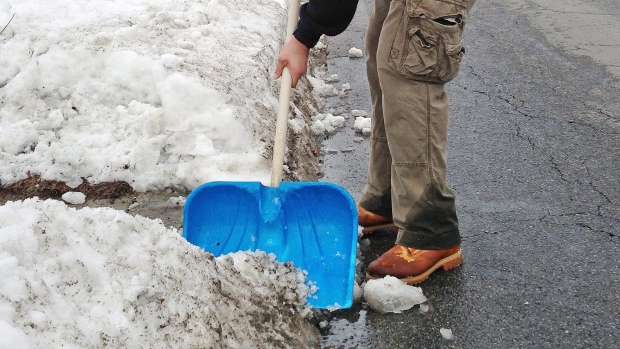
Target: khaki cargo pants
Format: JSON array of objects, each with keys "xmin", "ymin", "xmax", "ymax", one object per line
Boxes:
[{"xmin": 358, "ymin": 0, "xmax": 476, "ymax": 249}]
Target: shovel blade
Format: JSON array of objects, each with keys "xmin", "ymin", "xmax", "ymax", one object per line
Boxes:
[{"xmin": 183, "ymin": 181, "xmax": 358, "ymax": 309}]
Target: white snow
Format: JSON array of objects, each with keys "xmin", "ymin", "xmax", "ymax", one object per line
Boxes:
[
  {"xmin": 440, "ymin": 327, "xmax": 455, "ymax": 340},
  {"xmin": 351, "ymin": 109, "xmax": 368, "ymax": 117},
  {"xmin": 354, "ymin": 116, "xmax": 372, "ymax": 136},
  {"xmin": 363, "ymin": 276, "xmax": 427, "ymax": 313},
  {"xmin": 0, "ymin": 199, "xmax": 311, "ymax": 348},
  {"xmin": 325, "ymin": 74, "xmax": 340, "ymax": 82},
  {"xmin": 307, "ymin": 75, "xmax": 339, "ymax": 97},
  {"xmin": 61, "ymin": 191, "xmax": 86, "ymax": 205},
  {"xmin": 348, "ymin": 47, "xmax": 364, "ymax": 58},
  {"xmin": 311, "ymin": 113, "xmax": 346, "ymax": 136},
  {"xmin": 0, "ymin": 0, "xmax": 292, "ymax": 191},
  {"xmin": 164, "ymin": 195, "xmax": 186, "ymax": 207}
]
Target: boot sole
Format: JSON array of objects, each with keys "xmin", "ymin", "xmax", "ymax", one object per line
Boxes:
[
  {"xmin": 366, "ymin": 249, "xmax": 463, "ymax": 285},
  {"xmin": 361, "ymin": 223, "xmax": 398, "ymax": 235}
]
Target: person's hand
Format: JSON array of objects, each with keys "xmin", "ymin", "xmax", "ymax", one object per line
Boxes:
[{"xmin": 273, "ymin": 36, "xmax": 310, "ymax": 88}]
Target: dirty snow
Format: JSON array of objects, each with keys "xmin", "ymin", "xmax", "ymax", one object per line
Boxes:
[{"xmin": 0, "ymin": 199, "xmax": 312, "ymax": 348}]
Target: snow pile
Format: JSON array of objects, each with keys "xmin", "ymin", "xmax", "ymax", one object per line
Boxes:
[
  {"xmin": 363, "ymin": 276, "xmax": 427, "ymax": 313},
  {"xmin": 0, "ymin": 199, "xmax": 311, "ymax": 348},
  {"xmin": 0, "ymin": 0, "xmax": 292, "ymax": 191}
]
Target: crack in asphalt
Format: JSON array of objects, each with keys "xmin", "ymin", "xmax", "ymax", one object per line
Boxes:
[
  {"xmin": 577, "ymin": 222, "xmax": 618, "ymax": 239},
  {"xmin": 583, "ymin": 161, "xmax": 613, "ymax": 205},
  {"xmin": 548, "ymin": 155, "xmax": 568, "ymax": 183}
]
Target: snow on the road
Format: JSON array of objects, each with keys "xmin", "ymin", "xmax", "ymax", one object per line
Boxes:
[{"xmin": 364, "ymin": 276, "xmax": 427, "ymax": 314}]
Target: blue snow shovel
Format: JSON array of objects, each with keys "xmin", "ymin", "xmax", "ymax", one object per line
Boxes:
[{"xmin": 183, "ymin": 0, "xmax": 358, "ymax": 309}]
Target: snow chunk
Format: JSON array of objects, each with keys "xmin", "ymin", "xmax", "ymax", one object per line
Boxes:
[
  {"xmin": 440, "ymin": 328, "xmax": 455, "ymax": 340},
  {"xmin": 325, "ymin": 74, "xmax": 340, "ymax": 82},
  {"xmin": 61, "ymin": 192, "xmax": 86, "ymax": 205},
  {"xmin": 311, "ymin": 113, "xmax": 346, "ymax": 136},
  {"xmin": 288, "ymin": 118, "xmax": 307, "ymax": 134},
  {"xmin": 165, "ymin": 196, "xmax": 186, "ymax": 207},
  {"xmin": 354, "ymin": 117, "xmax": 372, "ymax": 136},
  {"xmin": 307, "ymin": 76, "xmax": 339, "ymax": 97},
  {"xmin": 351, "ymin": 109, "xmax": 368, "ymax": 117},
  {"xmin": 353, "ymin": 283, "xmax": 363, "ymax": 303},
  {"xmin": 348, "ymin": 47, "xmax": 364, "ymax": 58},
  {"xmin": 363, "ymin": 276, "xmax": 427, "ymax": 313}
]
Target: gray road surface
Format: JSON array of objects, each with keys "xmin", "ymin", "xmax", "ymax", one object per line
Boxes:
[{"xmin": 320, "ymin": 0, "xmax": 620, "ymax": 348}]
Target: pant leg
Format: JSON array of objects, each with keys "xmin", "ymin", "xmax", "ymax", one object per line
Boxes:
[
  {"xmin": 358, "ymin": 0, "xmax": 394, "ymax": 218},
  {"xmin": 364, "ymin": 0, "xmax": 470, "ymax": 249}
]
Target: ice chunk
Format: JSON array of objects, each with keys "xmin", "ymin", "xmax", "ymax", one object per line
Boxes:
[
  {"xmin": 351, "ymin": 109, "xmax": 368, "ymax": 117},
  {"xmin": 61, "ymin": 192, "xmax": 86, "ymax": 205},
  {"xmin": 353, "ymin": 282, "xmax": 363, "ymax": 303},
  {"xmin": 363, "ymin": 276, "xmax": 426, "ymax": 313},
  {"xmin": 325, "ymin": 74, "xmax": 340, "ymax": 82},
  {"xmin": 311, "ymin": 113, "xmax": 345, "ymax": 135},
  {"xmin": 354, "ymin": 117, "xmax": 372, "ymax": 136},
  {"xmin": 440, "ymin": 328, "xmax": 455, "ymax": 340}
]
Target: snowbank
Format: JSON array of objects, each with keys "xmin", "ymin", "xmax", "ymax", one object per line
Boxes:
[
  {"xmin": 0, "ymin": 198, "xmax": 313, "ymax": 348},
  {"xmin": 0, "ymin": 0, "xmax": 292, "ymax": 191}
]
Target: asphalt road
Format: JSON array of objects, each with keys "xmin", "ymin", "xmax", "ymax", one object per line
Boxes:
[{"xmin": 320, "ymin": 0, "xmax": 620, "ymax": 348}]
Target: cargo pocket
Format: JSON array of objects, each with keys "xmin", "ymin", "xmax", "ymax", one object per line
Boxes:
[
  {"xmin": 391, "ymin": 0, "xmax": 468, "ymax": 83},
  {"xmin": 401, "ymin": 27, "xmax": 438, "ymax": 76}
]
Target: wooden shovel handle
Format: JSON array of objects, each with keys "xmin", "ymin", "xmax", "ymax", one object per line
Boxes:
[{"xmin": 270, "ymin": 0, "xmax": 301, "ymax": 187}]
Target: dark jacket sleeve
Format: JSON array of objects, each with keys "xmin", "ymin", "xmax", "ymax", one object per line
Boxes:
[{"xmin": 293, "ymin": 0, "xmax": 360, "ymax": 48}]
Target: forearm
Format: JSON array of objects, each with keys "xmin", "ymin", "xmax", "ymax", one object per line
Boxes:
[{"xmin": 293, "ymin": 0, "xmax": 360, "ymax": 48}]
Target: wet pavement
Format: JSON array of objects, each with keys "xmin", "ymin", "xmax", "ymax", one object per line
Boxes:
[{"xmin": 319, "ymin": 0, "xmax": 620, "ymax": 348}]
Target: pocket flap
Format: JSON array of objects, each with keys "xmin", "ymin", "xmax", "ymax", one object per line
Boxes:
[
  {"xmin": 408, "ymin": 27, "xmax": 438, "ymax": 48},
  {"xmin": 407, "ymin": 0, "xmax": 468, "ymax": 21},
  {"xmin": 446, "ymin": 44, "xmax": 465, "ymax": 56}
]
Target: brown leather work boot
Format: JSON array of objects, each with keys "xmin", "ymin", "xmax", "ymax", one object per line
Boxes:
[
  {"xmin": 366, "ymin": 245, "xmax": 463, "ymax": 285},
  {"xmin": 357, "ymin": 205, "xmax": 398, "ymax": 234}
]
